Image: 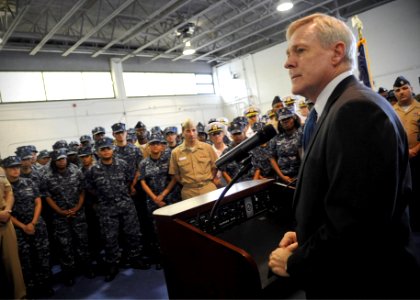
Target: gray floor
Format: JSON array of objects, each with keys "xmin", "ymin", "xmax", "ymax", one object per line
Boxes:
[{"xmin": 50, "ymin": 266, "xmax": 168, "ymax": 299}]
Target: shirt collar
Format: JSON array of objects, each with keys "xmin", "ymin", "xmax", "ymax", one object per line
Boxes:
[{"xmin": 314, "ymin": 70, "xmax": 353, "ymax": 120}]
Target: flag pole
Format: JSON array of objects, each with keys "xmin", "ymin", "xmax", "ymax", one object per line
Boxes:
[{"xmin": 351, "ymin": 16, "xmax": 375, "ymax": 89}]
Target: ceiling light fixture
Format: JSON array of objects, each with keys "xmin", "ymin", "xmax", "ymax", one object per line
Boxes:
[
  {"xmin": 182, "ymin": 40, "xmax": 196, "ymax": 55},
  {"xmin": 276, "ymin": 0, "xmax": 293, "ymax": 12}
]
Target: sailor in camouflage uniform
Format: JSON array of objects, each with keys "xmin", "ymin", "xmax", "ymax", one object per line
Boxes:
[
  {"xmin": 85, "ymin": 137, "xmax": 150, "ymax": 282},
  {"xmin": 251, "ymin": 122, "xmax": 275, "ymax": 179},
  {"xmin": 15, "ymin": 146, "xmax": 43, "ymax": 189},
  {"xmin": 111, "ymin": 122, "xmax": 143, "ymax": 195},
  {"xmin": 3, "ymin": 156, "xmax": 54, "ymax": 298},
  {"xmin": 43, "ymin": 148, "xmax": 93, "ymax": 286},
  {"xmin": 219, "ymin": 121, "xmax": 255, "ymax": 183},
  {"xmin": 269, "ymin": 107, "xmax": 303, "ymax": 185},
  {"xmin": 139, "ymin": 133, "xmax": 179, "ymax": 268}
]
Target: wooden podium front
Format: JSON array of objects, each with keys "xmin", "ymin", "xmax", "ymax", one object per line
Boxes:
[{"xmin": 153, "ymin": 179, "xmax": 297, "ymax": 299}]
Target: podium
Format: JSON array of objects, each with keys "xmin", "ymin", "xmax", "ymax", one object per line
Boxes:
[{"xmin": 153, "ymin": 179, "xmax": 298, "ymax": 299}]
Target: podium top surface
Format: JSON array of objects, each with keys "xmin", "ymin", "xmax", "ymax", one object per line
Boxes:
[{"xmin": 153, "ymin": 179, "xmax": 274, "ymax": 218}]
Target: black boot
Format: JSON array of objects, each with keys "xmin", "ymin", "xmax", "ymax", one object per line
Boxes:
[
  {"xmin": 62, "ymin": 270, "xmax": 75, "ymax": 286},
  {"xmin": 130, "ymin": 257, "xmax": 151, "ymax": 270},
  {"xmin": 104, "ymin": 264, "xmax": 119, "ymax": 282}
]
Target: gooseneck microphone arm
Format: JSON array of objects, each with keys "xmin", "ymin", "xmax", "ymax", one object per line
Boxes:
[{"xmin": 208, "ymin": 156, "xmax": 253, "ymax": 227}]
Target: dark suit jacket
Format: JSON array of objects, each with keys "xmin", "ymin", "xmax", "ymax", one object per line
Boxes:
[{"xmin": 288, "ymin": 75, "xmax": 420, "ymax": 298}]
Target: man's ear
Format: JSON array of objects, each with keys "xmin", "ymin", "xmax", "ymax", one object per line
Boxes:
[{"xmin": 331, "ymin": 41, "xmax": 346, "ymax": 66}]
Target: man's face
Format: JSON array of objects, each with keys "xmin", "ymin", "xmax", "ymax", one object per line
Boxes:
[
  {"xmin": 165, "ymin": 133, "xmax": 177, "ymax": 144},
  {"xmin": 279, "ymin": 117, "xmax": 295, "ymax": 131},
  {"xmin": 149, "ymin": 142, "xmax": 163, "ymax": 155},
  {"xmin": 183, "ymin": 127, "xmax": 198, "ymax": 143},
  {"xmin": 231, "ymin": 132, "xmax": 246, "ymax": 145},
  {"xmin": 38, "ymin": 157, "xmax": 50, "ymax": 165},
  {"xmin": 272, "ymin": 102, "xmax": 284, "ymax": 111},
  {"xmin": 97, "ymin": 147, "xmax": 113, "ymax": 161},
  {"xmin": 209, "ymin": 131, "xmax": 224, "ymax": 144},
  {"xmin": 284, "ymin": 23, "xmax": 337, "ymax": 101},
  {"xmin": 80, "ymin": 155, "xmax": 93, "ymax": 167},
  {"xmin": 21, "ymin": 158, "xmax": 32, "ymax": 167},
  {"xmin": 93, "ymin": 133, "xmax": 104, "ymax": 142},
  {"xmin": 54, "ymin": 158, "xmax": 67, "ymax": 170},
  {"xmin": 247, "ymin": 115, "xmax": 258, "ymax": 125},
  {"xmin": 394, "ymin": 84, "xmax": 413, "ymax": 105},
  {"xmin": 5, "ymin": 166, "xmax": 20, "ymax": 180},
  {"xmin": 136, "ymin": 128, "xmax": 147, "ymax": 140},
  {"xmin": 113, "ymin": 131, "xmax": 127, "ymax": 143}
]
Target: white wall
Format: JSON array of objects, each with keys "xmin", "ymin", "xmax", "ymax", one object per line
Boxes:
[
  {"xmin": 0, "ymin": 94, "xmax": 223, "ymax": 157},
  {"xmin": 216, "ymin": 0, "xmax": 420, "ymax": 116}
]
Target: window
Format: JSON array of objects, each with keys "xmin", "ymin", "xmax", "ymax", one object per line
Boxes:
[{"xmin": 0, "ymin": 71, "xmax": 114, "ymax": 103}]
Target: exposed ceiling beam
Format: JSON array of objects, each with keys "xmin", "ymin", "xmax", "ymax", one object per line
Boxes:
[
  {"xmin": 209, "ymin": 0, "xmax": 363, "ymax": 64},
  {"xmin": 189, "ymin": 0, "xmax": 334, "ymax": 62},
  {"xmin": 150, "ymin": 0, "xmax": 274, "ymax": 61},
  {"xmin": 62, "ymin": 0, "xmax": 135, "ymax": 56},
  {"xmin": 91, "ymin": 0, "xmax": 185, "ymax": 57},
  {"xmin": 29, "ymin": 0, "xmax": 89, "ymax": 55},
  {"xmin": 120, "ymin": 0, "xmax": 227, "ymax": 62},
  {"xmin": 0, "ymin": 0, "xmax": 32, "ymax": 51}
]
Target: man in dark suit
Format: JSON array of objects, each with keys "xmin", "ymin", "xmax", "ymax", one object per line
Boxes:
[{"xmin": 268, "ymin": 13, "xmax": 420, "ymax": 299}]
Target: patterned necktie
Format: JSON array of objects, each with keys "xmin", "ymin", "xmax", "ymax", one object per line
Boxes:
[{"xmin": 303, "ymin": 108, "xmax": 318, "ymax": 151}]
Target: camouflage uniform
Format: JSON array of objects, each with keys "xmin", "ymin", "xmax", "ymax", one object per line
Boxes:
[
  {"xmin": 252, "ymin": 145, "xmax": 275, "ymax": 178},
  {"xmin": 114, "ymin": 143, "xmax": 143, "ymax": 176},
  {"xmin": 43, "ymin": 165, "xmax": 90, "ymax": 272},
  {"xmin": 269, "ymin": 127, "xmax": 303, "ymax": 179},
  {"xmin": 85, "ymin": 157, "xmax": 143, "ymax": 265},
  {"xmin": 218, "ymin": 144, "xmax": 255, "ymax": 182},
  {"xmin": 20, "ymin": 165, "xmax": 42, "ymax": 189},
  {"xmin": 139, "ymin": 155, "xmax": 179, "ymax": 212},
  {"xmin": 10, "ymin": 178, "xmax": 51, "ymax": 290}
]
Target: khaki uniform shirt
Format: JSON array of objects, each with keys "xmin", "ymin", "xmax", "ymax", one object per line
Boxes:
[
  {"xmin": 169, "ymin": 141, "xmax": 217, "ymax": 187},
  {"xmin": 394, "ymin": 101, "xmax": 420, "ymax": 148},
  {"xmin": 0, "ymin": 167, "xmax": 12, "ymax": 209}
]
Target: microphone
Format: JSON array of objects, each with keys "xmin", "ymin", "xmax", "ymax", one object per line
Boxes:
[{"xmin": 216, "ymin": 123, "xmax": 278, "ymax": 168}]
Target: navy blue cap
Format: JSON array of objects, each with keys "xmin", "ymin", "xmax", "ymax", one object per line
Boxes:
[
  {"xmin": 80, "ymin": 135, "xmax": 92, "ymax": 143},
  {"xmin": 112, "ymin": 122, "xmax": 126, "ymax": 133},
  {"xmin": 134, "ymin": 121, "xmax": 147, "ymax": 129},
  {"xmin": 164, "ymin": 126, "xmax": 178, "ymax": 135},
  {"xmin": 150, "ymin": 126, "xmax": 163, "ymax": 135},
  {"xmin": 52, "ymin": 140, "xmax": 68, "ymax": 150},
  {"xmin": 92, "ymin": 126, "xmax": 106, "ymax": 136},
  {"xmin": 95, "ymin": 137, "xmax": 114, "ymax": 150},
  {"xmin": 67, "ymin": 143, "xmax": 79, "ymax": 155},
  {"xmin": 277, "ymin": 108, "xmax": 294, "ymax": 120},
  {"xmin": 28, "ymin": 145, "xmax": 38, "ymax": 153},
  {"xmin": 208, "ymin": 118, "xmax": 217, "ymax": 124},
  {"xmin": 2, "ymin": 156, "xmax": 22, "ymax": 168},
  {"xmin": 15, "ymin": 146, "xmax": 33, "ymax": 160},
  {"xmin": 228, "ymin": 122, "xmax": 244, "ymax": 134},
  {"xmin": 78, "ymin": 146, "xmax": 93, "ymax": 157},
  {"xmin": 51, "ymin": 148, "xmax": 67, "ymax": 161},
  {"xmin": 148, "ymin": 133, "xmax": 165, "ymax": 144},
  {"xmin": 38, "ymin": 150, "xmax": 51, "ymax": 159},
  {"xmin": 377, "ymin": 87, "xmax": 388, "ymax": 94},
  {"xmin": 232, "ymin": 116, "xmax": 248, "ymax": 127},
  {"xmin": 393, "ymin": 76, "xmax": 410, "ymax": 88},
  {"xmin": 197, "ymin": 122, "xmax": 206, "ymax": 134},
  {"xmin": 252, "ymin": 122, "xmax": 265, "ymax": 132}
]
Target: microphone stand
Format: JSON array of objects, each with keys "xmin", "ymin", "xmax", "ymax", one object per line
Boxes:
[{"xmin": 207, "ymin": 155, "xmax": 253, "ymax": 232}]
